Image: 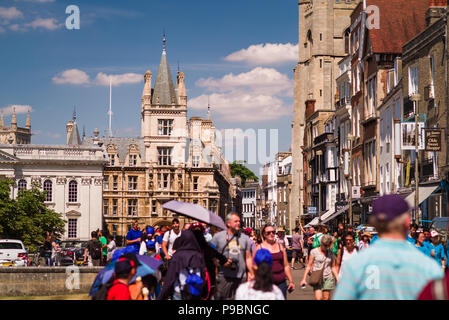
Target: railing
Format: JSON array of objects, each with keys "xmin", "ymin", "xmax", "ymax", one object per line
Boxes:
[
  {"xmin": 336, "ymin": 96, "xmax": 350, "ymax": 109},
  {"xmin": 12, "ymin": 146, "xmax": 104, "ymax": 161}
]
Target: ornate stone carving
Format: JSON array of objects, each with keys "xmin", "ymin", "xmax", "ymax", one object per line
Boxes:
[
  {"xmin": 81, "ymin": 177, "xmax": 92, "ymax": 185},
  {"xmin": 31, "ymin": 176, "xmax": 41, "ymax": 183},
  {"xmin": 94, "ymin": 177, "xmax": 103, "ymax": 186},
  {"xmin": 56, "ymin": 177, "xmax": 67, "ymax": 185}
]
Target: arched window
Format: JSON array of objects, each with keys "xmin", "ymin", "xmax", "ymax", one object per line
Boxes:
[
  {"xmin": 344, "ymin": 28, "xmax": 350, "ymax": 54},
  {"xmin": 307, "ymin": 30, "xmax": 313, "ymax": 58},
  {"xmin": 18, "ymin": 179, "xmax": 27, "ymax": 192},
  {"xmin": 43, "ymin": 180, "xmax": 52, "ymax": 202},
  {"xmin": 68, "ymin": 180, "xmax": 78, "ymax": 203}
]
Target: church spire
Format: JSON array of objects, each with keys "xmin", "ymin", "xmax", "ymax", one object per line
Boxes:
[{"xmin": 152, "ymin": 32, "xmax": 177, "ymax": 105}]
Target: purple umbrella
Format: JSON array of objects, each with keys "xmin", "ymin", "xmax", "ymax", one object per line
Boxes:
[{"xmin": 162, "ymin": 200, "xmax": 226, "ymax": 230}]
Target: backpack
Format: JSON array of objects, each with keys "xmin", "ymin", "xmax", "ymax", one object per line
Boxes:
[
  {"xmin": 312, "ymin": 234, "xmax": 322, "ymax": 248},
  {"xmin": 92, "ymin": 279, "xmax": 114, "ymax": 300},
  {"xmin": 180, "ymin": 267, "xmax": 211, "ymax": 300},
  {"xmin": 90, "ymin": 240, "xmax": 102, "ymax": 260}
]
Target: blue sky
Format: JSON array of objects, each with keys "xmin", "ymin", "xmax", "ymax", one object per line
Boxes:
[{"xmin": 0, "ymin": 0, "xmax": 298, "ymax": 176}]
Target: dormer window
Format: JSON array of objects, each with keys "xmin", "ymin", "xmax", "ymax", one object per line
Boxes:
[
  {"xmin": 129, "ymin": 154, "xmax": 137, "ymax": 167},
  {"xmin": 109, "ymin": 154, "xmax": 116, "ymax": 166}
]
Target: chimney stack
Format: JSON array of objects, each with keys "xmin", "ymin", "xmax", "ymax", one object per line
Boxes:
[{"xmin": 427, "ymin": 0, "xmax": 447, "ymax": 26}]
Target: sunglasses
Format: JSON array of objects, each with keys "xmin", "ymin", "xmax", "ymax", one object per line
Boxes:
[{"xmin": 265, "ymin": 230, "xmax": 276, "ymax": 235}]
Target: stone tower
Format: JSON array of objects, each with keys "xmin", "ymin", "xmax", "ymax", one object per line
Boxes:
[
  {"xmin": 140, "ymin": 34, "xmax": 188, "ymax": 166},
  {"xmin": 291, "ymin": 0, "xmax": 359, "ymax": 229},
  {"xmin": 0, "ymin": 108, "xmax": 32, "ymax": 144}
]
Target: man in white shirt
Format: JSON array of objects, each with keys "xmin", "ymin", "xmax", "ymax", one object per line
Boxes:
[
  {"xmin": 106, "ymin": 235, "xmax": 116, "ymax": 263},
  {"xmin": 162, "ymin": 218, "xmax": 182, "ymax": 260}
]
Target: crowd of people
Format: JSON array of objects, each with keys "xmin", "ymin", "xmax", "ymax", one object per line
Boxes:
[
  {"xmin": 93, "ymin": 213, "xmax": 301, "ymax": 300},
  {"xmin": 87, "ymin": 193, "xmax": 449, "ymax": 300}
]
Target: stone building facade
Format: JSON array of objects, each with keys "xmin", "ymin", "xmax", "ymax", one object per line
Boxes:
[
  {"xmin": 400, "ymin": 1, "xmax": 449, "ymax": 223},
  {"xmin": 292, "ymin": 0, "xmax": 359, "ymax": 228},
  {"xmin": 82, "ymin": 40, "xmax": 234, "ymax": 241},
  {"xmin": 0, "ymin": 143, "xmax": 105, "ymax": 241}
]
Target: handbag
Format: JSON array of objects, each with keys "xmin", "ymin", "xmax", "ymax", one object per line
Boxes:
[
  {"xmin": 308, "ymin": 251, "xmax": 327, "ymax": 286},
  {"xmin": 308, "ymin": 267, "xmax": 324, "ymax": 286}
]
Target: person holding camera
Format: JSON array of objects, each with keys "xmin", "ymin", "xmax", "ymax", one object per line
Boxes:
[
  {"xmin": 255, "ymin": 224, "xmax": 295, "ymax": 299},
  {"xmin": 211, "ymin": 212, "xmax": 253, "ymax": 300}
]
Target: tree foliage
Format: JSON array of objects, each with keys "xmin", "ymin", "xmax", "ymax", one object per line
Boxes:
[
  {"xmin": 229, "ymin": 161, "xmax": 259, "ymax": 187},
  {"xmin": 0, "ymin": 179, "xmax": 66, "ymax": 251}
]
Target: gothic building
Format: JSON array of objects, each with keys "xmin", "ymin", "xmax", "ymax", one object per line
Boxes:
[
  {"xmin": 82, "ymin": 38, "xmax": 234, "ymax": 242},
  {"xmin": 0, "ymin": 109, "xmax": 31, "ymax": 144}
]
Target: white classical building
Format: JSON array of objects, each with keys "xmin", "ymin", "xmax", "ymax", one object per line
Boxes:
[{"xmin": 0, "ymin": 137, "xmax": 106, "ymax": 241}]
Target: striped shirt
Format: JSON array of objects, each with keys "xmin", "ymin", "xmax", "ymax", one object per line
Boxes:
[{"xmin": 333, "ymin": 238, "xmax": 443, "ymax": 300}]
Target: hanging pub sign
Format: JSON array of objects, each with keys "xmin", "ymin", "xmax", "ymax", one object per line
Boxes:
[{"xmin": 425, "ymin": 129, "xmax": 442, "ymax": 152}]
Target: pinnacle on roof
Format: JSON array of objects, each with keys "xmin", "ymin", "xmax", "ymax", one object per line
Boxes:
[
  {"xmin": 68, "ymin": 113, "xmax": 81, "ymax": 145},
  {"xmin": 152, "ymin": 33, "xmax": 177, "ymax": 105}
]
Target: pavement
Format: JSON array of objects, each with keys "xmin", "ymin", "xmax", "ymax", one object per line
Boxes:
[{"xmin": 287, "ymin": 263, "xmax": 315, "ymax": 300}]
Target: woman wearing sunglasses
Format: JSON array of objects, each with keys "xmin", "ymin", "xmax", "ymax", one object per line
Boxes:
[
  {"xmin": 336, "ymin": 232, "xmax": 358, "ymax": 276},
  {"xmin": 253, "ymin": 224, "xmax": 295, "ymax": 298}
]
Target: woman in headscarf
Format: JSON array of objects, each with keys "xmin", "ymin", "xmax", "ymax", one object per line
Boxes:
[
  {"xmin": 157, "ymin": 229, "xmax": 206, "ymax": 300},
  {"xmin": 189, "ymin": 222, "xmax": 229, "ymax": 299}
]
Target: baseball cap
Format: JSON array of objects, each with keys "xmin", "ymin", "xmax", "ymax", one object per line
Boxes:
[
  {"xmin": 431, "ymin": 230, "xmax": 439, "ymax": 238},
  {"xmin": 254, "ymin": 248, "xmax": 273, "ymax": 267},
  {"xmin": 372, "ymin": 194, "xmax": 410, "ymax": 222},
  {"xmin": 146, "ymin": 226, "xmax": 155, "ymax": 235},
  {"xmin": 115, "ymin": 259, "xmax": 133, "ymax": 275}
]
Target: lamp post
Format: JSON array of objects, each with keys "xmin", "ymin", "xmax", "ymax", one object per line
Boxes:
[{"xmin": 411, "ymin": 94, "xmax": 421, "ymax": 223}]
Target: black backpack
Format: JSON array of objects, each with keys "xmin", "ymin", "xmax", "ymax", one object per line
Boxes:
[
  {"xmin": 90, "ymin": 240, "xmax": 102, "ymax": 260},
  {"xmin": 92, "ymin": 279, "xmax": 114, "ymax": 300}
]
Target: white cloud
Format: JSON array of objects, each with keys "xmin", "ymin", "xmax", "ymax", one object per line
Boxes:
[
  {"xmin": 52, "ymin": 69, "xmax": 90, "ymax": 85},
  {"xmin": 225, "ymin": 43, "xmax": 298, "ymax": 66},
  {"xmin": 94, "ymin": 72, "xmax": 142, "ymax": 86},
  {"xmin": 196, "ymin": 67, "xmax": 293, "ymax": 96},
  {"xmin": 52, "ymin": 69, "xmax": 143, "ymax": 87},
  {"xmin": 1, "ymin": 105, "xmax": 32, "ymax": 115},
  {"xmin": 190, "ymin": 93, "xmax": 291, "ymax": 122},
  {"xmin": 190, "ymin": 67, "xmax": 293, "ymax": 122},
  {"xmin": 26, "ymin": 18, "xmax": 60, "ymax": 30},
  {"xmin": 0, "ymin": 7, "xmax": 23, "ymax": 21}
]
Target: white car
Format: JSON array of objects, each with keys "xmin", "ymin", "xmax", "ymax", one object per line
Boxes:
[{"xmin": 0, "ymin": 239, "xmax": 28, "ymax": 267}]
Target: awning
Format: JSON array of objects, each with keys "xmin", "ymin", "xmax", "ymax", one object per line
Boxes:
[
  {"xmin": 304, "ymin": 209, "xmax": 336, "ymax": 227},
  {"xmin": 405, "ymin": 184, "xmax": 440, "ymax": 207},
  {"xmin": 322, "ymin": 205, "xmax": 349, "ymax": 223}
]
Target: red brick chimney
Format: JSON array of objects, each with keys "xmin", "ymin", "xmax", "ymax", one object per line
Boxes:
[
  {"xmin": 427, "ymin": 0, "xmax": 447, "ymax": 26},
  {"xmin": 429, "ymin": 0, "xmax": 447, "ymax": 6}
]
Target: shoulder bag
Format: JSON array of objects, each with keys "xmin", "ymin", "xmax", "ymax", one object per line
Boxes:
[{"xmin": 308, "ymin": 250, "xmax": 327, "ymax": 286}]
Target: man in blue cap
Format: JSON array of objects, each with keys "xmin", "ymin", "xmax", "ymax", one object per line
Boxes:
[{"xmin": 333, "ymin": 194, "xmax": 443, "ymax": 300}]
